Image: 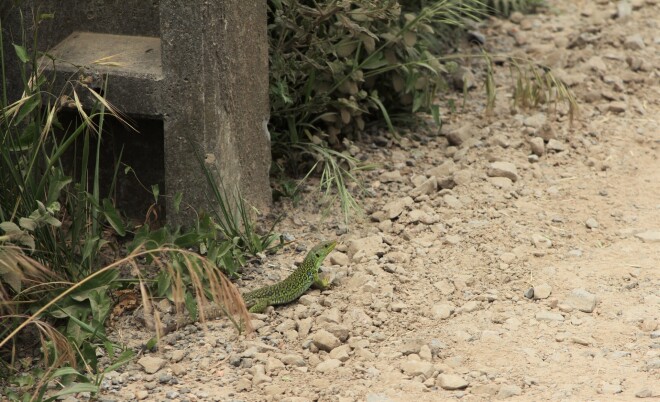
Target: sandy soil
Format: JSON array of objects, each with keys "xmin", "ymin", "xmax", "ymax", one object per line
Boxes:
[{"xmin": 103, "ymin": 0, "xmax": 659, "ymax": 401}]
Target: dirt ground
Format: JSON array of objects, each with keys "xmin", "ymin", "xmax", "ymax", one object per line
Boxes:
[{"xmin": 105, "ymin": 0, "xmax": 659, "ymax": 401}]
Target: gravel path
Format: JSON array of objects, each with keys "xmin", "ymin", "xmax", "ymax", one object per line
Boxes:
[{"xmin": 105, "ymin": 1, "xmax": 660, "ymax": 400}]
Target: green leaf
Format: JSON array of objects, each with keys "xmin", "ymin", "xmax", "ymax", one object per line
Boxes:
[
  {"xmin": 47, "ymin": 383, "xmax": 98, "ymax": 400},
  {"xmin": 1, "ymin": 222, "xmax": 21, "ymax": 234},
  {"xmin": 174, "ymin": 232, "xmax": 200, "ymax": 248},
  {"xmin": 431, "ymin": 104, "xmax": 441, "ymax": 126},
  {"xmin": 13, "ymin": 44, "xmax": 29, "ymax": 63},
  {"xmin": 156, "ymin": 271, "xmax": 171, "ymax": 297},
  {"xmin": 102, "ymin": 198, "xmax": 126, "ymax": 236},
  {"xmin": 185, "ymin": 292, "xmax": 197, "ymax": 321},
  {"xmin": 174, "ymin": 192, "xmax": 183, "ymax": 213},
  {"xmin": 14, "ymin": 94, "xmax": 40, "ymax": 124},
  {"xmin": 151, "ymin": 184, "xmax": 160, "ymax": 203},
  {"xmin": 103, "ymin": 349, "xmax": 135, "ymax": 373}
]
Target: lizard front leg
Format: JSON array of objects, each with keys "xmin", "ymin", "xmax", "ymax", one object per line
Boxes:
[
  {"xmin": 248, "ymin": 298, "xmax": 270, "ymax": 314},
  {"xmin": 312, "ymin": 271, "xmax": 333, "ymax": 289}
]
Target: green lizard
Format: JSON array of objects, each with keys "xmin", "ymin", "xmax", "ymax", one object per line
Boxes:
[
  {"xmin": 242, "ymin": 240, "xmax": 336, "ymax": 313},
  {"xmin": 135, "ymin": 240, "xmax": 337, "ymax": 337}
]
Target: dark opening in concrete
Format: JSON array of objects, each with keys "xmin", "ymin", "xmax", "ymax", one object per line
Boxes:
[{"xmin": 57, "ymin": 112, "xmax": 165, "ymax": 222}]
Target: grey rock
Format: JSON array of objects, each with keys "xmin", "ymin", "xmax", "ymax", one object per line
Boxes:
[
  {"xmin": 585, "ymin": 218, "xmax": 599, "ymax": 229},
  {"xmin": 635, "ymin": 230, "xmax": 660, "ymax": 243},
  {"xmin": 453, "ymin": 170, "xmax": 473, "ymax": 186},
  {"xmin": 532, "ymin": 233, "xmax": 552, "ymax": 248},
  {"xmin": 427, "ymin": 160, "xmax": 457, "ymax": 178},
  {"xmin": 329, "ymin": 251, "xmax": 350, "ymax": 266},
  {"xmin": 411, "ymin": 177, "xmax": 437, "ymax": 196},
  {"xmin": 315, "ymin": 358, "xmax": 342, "ymax": 373},
  {"xmin": 564, "ymin": 288, "xmax": 597, "ymax": 313},
  {"xmin": 347, "ymin": 234, "xmax": 384, "ymax": 260},
  {"xmin": 523, "ymin": 113, "xmax": 546, "ymax": 129},
  {"xmin": 535, "ymin": 311, "xmax": 564, "ymax": 322},
  {"xmin": 280, "ymin": 353, "xmax": 306, "ymax": 367},
  {"xmin": 446, "ymin": 123, "xmax": 474, "ymax": 146},
  {"xmin": 432, "ymin": 304, "xmax": 453, "ymax": 320},
  {"xmin": 498, "ymin": 384, "xmax": 522, "ymax": 399},
  {"xmin": 546, "ymin": 139, "xmax": 566, "ymax": 152},
  {"xmin": 524, "ymin": 288, "xmax": 535, "ymax": 299},
  {"xmin": 491, "ymin": 177, "xmax": 513, "ymax": 189},
  {"xmin": 568, "ymin": 249, "xmax": 583, "ymax": 257},
  {"xmin": 617, "ymin": 0, "xmax": 633, "ymax": 18},
  {"xmin": 444, "ymin": 235, "xmax": 461, "ymax": 245},
  {"xmin": 529, "ymin": 137, "xmax": 545, "ymax": 156},
  {"xmin": 367, "ymin": 394, "xmax": 395, "ymax": 402},
  {"xmin": 533, "ymin": 283, "xmax": 552, "ymax": 299},
  {"xmin": 329, "ymin": 344, "xmax": 351, "ymax": 362},
  {"xmin": 429, "ymin": 339, "xmax": 447, "ymax": 355},
  {"xmin": 437, "ymin": 374, "xmax": 469, "ymax": 390},
  {"xmin": 312, "ymin": 329, "xmax": 342, "ymax": 352},
  {"xmin": 624, "ymin": 34, "xmax": 645, "ymax": 50},
  {"xmin": 443, "ymin": 194, "xmax": 463, "ymax": 209},
  {"xmin": 138, "ymin": 356, "xmax": 166, "ymax": 374},
  {"xmin": 400, "ymin": 360, "xmax": 434, "ymax": 378},
  {"xmin": 487, "ymin": 162, "xmax": 519, "ymax": 182},
  {"xmin": 400, "ymin": 338, "xmax": 424, "ymax": 355},
  {"xmin": 647, "ymin": 358, "xmax": 660, "ymax": 370},
  {"xmin": 379, "ymin": 170, "xmax": 404, "ymax": 183},
  {"xmin": 599, "ymin": 382, "xmax": 623, "ymax": 394},
  {"xmin": 608, "ymin": 102, "xmax": 627, "ymax": 114},
  {"xmin": 635, "ymin": 388, "xmax": 657, "ymax": 398}
]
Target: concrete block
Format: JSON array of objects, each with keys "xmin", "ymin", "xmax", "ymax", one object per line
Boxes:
[{"xmin": 2, "ymin": 0, "xmax": 271, "ymax": 224}]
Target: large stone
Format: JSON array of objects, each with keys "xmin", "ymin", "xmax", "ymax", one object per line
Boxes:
[
  {"xmin": 400, "ymin": 360, "xmax": 434, "ymax": 378},
  {"xmin": 347, "ymin": 235, "xmax": 384, "ymax": 260},
  {"xmin": 312, "ymin": 329, "xmax": 342, "ymax": 352},
  {"xmin": 564, "ymin": 289, "xmax": 597, "ymax": 313},
  {"xmin": 487, "ymin": 162, "xmax": 519, "ymax": 182},
  {"xmin": 437, "ymin": 374, "xmax": 469, "ymax": 390},
  {"xmin": 138, "ymin": 356, "xmax": 166, "ymax": 374}
]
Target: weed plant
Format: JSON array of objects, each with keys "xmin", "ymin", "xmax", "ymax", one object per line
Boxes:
[
  {"xmin": 267, "ymin": 0, "xmax": 572, "ymax": 219},
  {"xmin": 0, "ymin": 10, "xmax": 254, "ymax": 400}
]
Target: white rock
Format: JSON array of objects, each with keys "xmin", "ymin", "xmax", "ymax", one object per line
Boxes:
[
  {"xmin": 379, "ymin": 170, "xmax": 404, "ymax": 183},
  {"xmin": 487, "ymin": 162, "xmax": 519, "ymax": 182},
  {"xmin": 347, "ymin": 235, "xmax": 384, "ymax": 259},
  {"xmin": 401, "ymin": 360, "xmax": 434, "ymax": 378},
  {"xmin": 529, "ymin": 137, "xmax": 545, "ymax": 156},
  {"xmin": 329, "ymin": 344, "xmax": 351, "ymax": 362},
  {"xmin": 635, "ymin": 230, "xmax": 660, "ymax": 243},
  {"xmin": 432, "ymin": 304, "xmax": 453, "ymax": 320},
  {"xmin": 328, "ymin": 251, "xmax": 350, "ymax": 266},
  {"xmin": 280, "ymin": 353, "xmax": 306, "ymax": 367},
  {"xmin": 316, "ymin": 358, "xmax": 342, "ymax": 373},
  {"xmin": 498, "ymin": 384, "xmax": 522, "ymax": 398},
  {"xmin": 427, "ymin": 160, "xmax": 456, "ymax": 178},
  {"xmin": 532, "ymin": 233, "xmax": 552, "ymax": 248},
  {"xmin": 437, "ymin": 374, "xmax": 469, "ymax": 390},
  {"xmin": 312, "ymin": 330, "xmax": 341, "ymax": 352},
  {"xmin": 564, "ymin": 288, "xmax": 597, "ymax": 313},
  {"xmin": 533, "ymin": 283, "xmax": 552, "ymax": 299},
  {"xmin": 138, "ymin": 356, "xmax": 166, "ymax": 374},
  {"xmin": 411, "ymin": 177, "xmax": 437, "ymax": 196},
  {"xmin": 535, "ymin": 311, "xmax": 564, "ymax": 322}
]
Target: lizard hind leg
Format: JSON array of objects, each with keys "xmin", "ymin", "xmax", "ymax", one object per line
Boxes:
[{"xmin": 248, "ymin": 298, "xmax": 269, "ymax": 314}]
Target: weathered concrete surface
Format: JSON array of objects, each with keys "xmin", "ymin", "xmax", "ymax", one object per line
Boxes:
[
  {"xmin": 159, "ymin": 0, "xmax": 272, "ymax": 223},
  {"xmin": 2, "ymin": 1, "xmax": 272, "ymax": 224}
]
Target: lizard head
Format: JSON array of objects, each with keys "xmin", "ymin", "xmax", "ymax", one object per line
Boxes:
[{"xmin": 308, "ymin": 240, "xmax": 337, "ymax": 263}]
